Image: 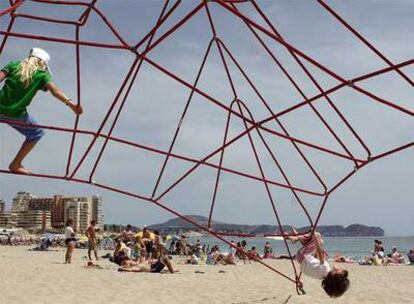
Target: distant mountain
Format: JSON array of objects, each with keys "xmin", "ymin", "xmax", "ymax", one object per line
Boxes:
[{"xmin": 148, "ymin": 215, "xmax": 384, "ymax": 237}]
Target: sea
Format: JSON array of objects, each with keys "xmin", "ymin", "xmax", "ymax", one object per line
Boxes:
[{"xmin": 188, "ymin": 236, "xmax": 414, "ymax": 260}]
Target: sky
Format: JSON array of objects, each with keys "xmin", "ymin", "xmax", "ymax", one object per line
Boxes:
[{"xmin": 0, "ymin": 0, "xmax": 413, "ymax": 236}]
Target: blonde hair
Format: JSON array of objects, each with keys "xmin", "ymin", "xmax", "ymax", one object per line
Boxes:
[{"xmin": 19, "ymin": 56, "xmax": 47, "ymax": 87}]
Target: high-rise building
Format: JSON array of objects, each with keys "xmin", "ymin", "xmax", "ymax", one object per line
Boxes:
[
  {"xmin": 64, "ymin": 197, "xmax": 91, "ymax": 232},
  {"xmin": 17, "ymin": 210, "xmax": 51, "ymax": 230},
  {"xmin": 51, "ymin": 195, "xmax": 65, "ymax": 228},
  {"xmin": 29, "ymin": 197, "xmax": 53, "ymax": 211},
  {"xmin": 0, "ymin": 199, "xmax": 5, "ymax": 213},
  {"xmin": 91, "ymin": 195, "xmax": 104, "ymax": 228},
  {"xmin": 4, "ymin": 192, "xmax": 104, "ymax": 230},
  {"xmin": 0, "ymin": 212, "xmax": 18, "ymax": 228},
  {"xmin": 12, "ymin": 191, "xmax": 36, "ymax": 212}
]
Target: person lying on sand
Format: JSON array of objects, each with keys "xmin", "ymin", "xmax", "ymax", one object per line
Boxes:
[
  {"xmin": 334, "ymin": 255, "xmax": 355, "ymax": 264},
  {"xmin": 118, "ymin": 255, "xmax": 177, "ymax": 273}
]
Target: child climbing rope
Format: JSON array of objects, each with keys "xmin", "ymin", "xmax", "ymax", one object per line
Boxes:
[
  {"xmin": 287, "ymin": 229, "xmax": 350, "ymax": 297},
  {"xmin": 0, "ymin": 48, "xmax": 82, "ymax": 174}
]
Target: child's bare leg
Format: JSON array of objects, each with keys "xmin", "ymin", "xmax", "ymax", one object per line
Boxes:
[
  {"xmin": 286, "ymin": 227, "xmax": 300, "ymax": 244},
  {"xmin": 9, "ymin": 140, "xmax": 38, "ymax": 174}
]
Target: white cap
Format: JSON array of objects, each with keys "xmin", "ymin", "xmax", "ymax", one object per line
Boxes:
[{"xmin": 29, "ymin": 47, "xmax": 52, "ymax": 75}]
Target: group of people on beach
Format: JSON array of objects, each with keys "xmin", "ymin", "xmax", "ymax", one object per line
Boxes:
[
  {"xmin": 356, "ymin": 239, "xmax": 413, "ymax": 266},
  {"xmin": 19, "ymin": 213, "xmax": 414, "ymax": 299},
  {"xmin": 112, "ymin": 226, "xmax": 177, "ymax": 273},
  {"xmin": 72, "ymin": 221, "xmax": 350, "ymax": 297}
]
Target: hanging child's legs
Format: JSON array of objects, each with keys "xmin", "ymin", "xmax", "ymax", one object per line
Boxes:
[
  {"xmin": 286, "ymin": 227, "xmax": 310, "ymax": 244},
  {"xmin": 295, "ymin": 232, "xmax": 323, "ymax": 264},
  {"xmin": 286, "ymin": 227, "xmax": 322, "ymax": 245},
  {"xmin": 2, "ymin": 113, "xmax": 45, "ymax": 174}
]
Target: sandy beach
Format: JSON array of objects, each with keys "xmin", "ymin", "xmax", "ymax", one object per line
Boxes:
[{"xmin": 0, "ymin": 246, "xmax": 413, "ymax": 304}]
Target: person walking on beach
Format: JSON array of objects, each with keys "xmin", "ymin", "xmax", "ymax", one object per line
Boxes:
[
  {"xmin": 85, "ymin": 220, "xmax": 99, "ymax": 261},
  {"xmin": 0, "ymin": 48, "xmax": 83, "ymax": 174},
  {"xmin": 287, "ymin": 229, "xmax": 349, "ymax": 298},
  {"xmin": 64, "ymin": 219, "xmax": 77, "ymax": 264}
]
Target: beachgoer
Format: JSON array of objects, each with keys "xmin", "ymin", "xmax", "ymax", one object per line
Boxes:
[
  {"xmin": 141, "ymin": 226, "xmax": 153, "ymax": 259},
  {"xmin": 386, "ymin": 246, "xmax": 405, "ymax": 264},
  {"xmin": 408, "ymin": 249, "xmax": 414, "ymax": 265},
  {"xmin": 175, "ymin": 239, "xmax": 181, "ymax": 255},
  {"xmin": 6, "ymin": 235, "xmax": 12, "ymax": 246},
  {"xmin": 113, "ymin": 239, "xmax": 134, "ymax": 267},
  {"xmin": 0, "ymin": 48, "xmax": 83, "ymax": 174},
  {"xmin": 228, "ymin": 240, "xmax": 236, "ymax": 257},
  {"xmin": 235, "ymin": 241, "xmax": 248, "ymax": 263},
  {"xmin": 151, "ymin": 230, "xmax": 165, "ymax": 260},
  {"xmin": 85, "ymin": 220, "xmax": 98, "ymax": 261},
  {"xmin": 248, "ymin": 246, "xmax": 262, "ymax": 261},
  {"xmin": 287, "ymin": 230, "xmax": 349, "ymax": 298},
  {"xmin": 180, "ymin": 235, "xmax": 188, "ymax": 256},
  {"xmin": 133, "ymin": 235, "xmax": 145, "ymax": 263},
  {"xmin": 205, "ymin": 245, "xmax": 235, "ymax": 266},
  {"xmin": 118, "ymin": 255, "xmax": 177, "ymax": 273},
  {"xmin": 64, "ymin": 219, "xmax": 76, "ymax": 264},
  {"xmin": 263, "ymin": 242, "xmax": 273, "ymax": 259},
  {"xmin": 120, "ymin": 224, "xmax": 134, "ymax": 243},
  {"xmin": 187, "ymin": 253, "xmax": 200, "ymax": 265},
  {"xmin": 334, "ymin": 255, "xmax": 354, "ymax": 263},
  {"xmin": 373, "ymin": 239, "xmax": 385, "ymax": 255}
]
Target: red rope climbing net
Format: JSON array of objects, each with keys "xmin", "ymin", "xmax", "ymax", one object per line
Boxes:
[{"xmin": 0, "ymin": 0, "xmax": 413, "ymax": 292}]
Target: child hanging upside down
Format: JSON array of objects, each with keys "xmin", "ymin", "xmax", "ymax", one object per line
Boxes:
[
  {"xmin": 287, "ymin": 229, "xmax": 350, "ymax": 298},
  {"xmin": 0, "ymin": 48, "xmax": 83, "ymax": 174}
]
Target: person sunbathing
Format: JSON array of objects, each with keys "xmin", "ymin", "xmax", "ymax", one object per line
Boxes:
[
  {"xmin": 118, "ymin": 255, "xmax": 177, "ymax": 273},
  {"xmin": 384, "ymin": 246, "xmax": 406, "ymax": 265},
  {"xmin": 334, "ymin": 254, "xmax": 355, "ymax": 263},
  {"xmin": 247, "ymin": 246, "xmax": 262, "ymax": 261}
]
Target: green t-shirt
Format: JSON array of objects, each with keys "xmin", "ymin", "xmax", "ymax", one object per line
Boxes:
[{"xmin": 0, "ymin": 60, "xmax": 52, "ymax": 118}]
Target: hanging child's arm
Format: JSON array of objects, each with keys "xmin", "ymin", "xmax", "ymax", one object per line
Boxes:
[{"xmin": 314, "ymin": 232, "xmax": 326, "ymax": 264}]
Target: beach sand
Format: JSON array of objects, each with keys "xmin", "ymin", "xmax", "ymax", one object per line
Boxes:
[{"xmin": 0, "ymin": 246, "xmax": 413, "ymax": 304}]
